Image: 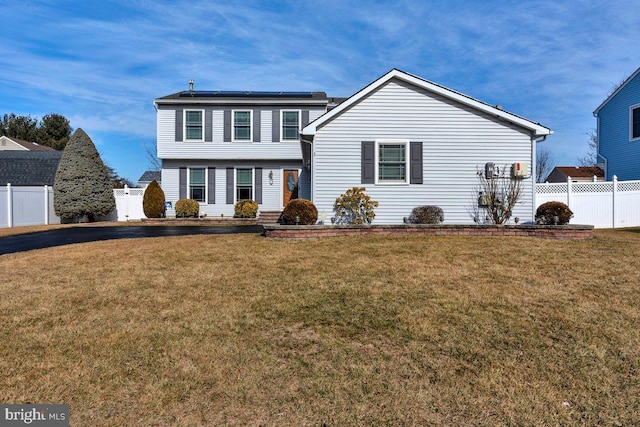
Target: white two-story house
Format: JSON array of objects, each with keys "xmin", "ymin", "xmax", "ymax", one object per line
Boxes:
[
  {"xmin": 155, "ymin": 84, "xmax": 341, "ymax": 216},
  {"xmin": 156, "ymin": 70, "xmax": 551, "ymax": 224}
]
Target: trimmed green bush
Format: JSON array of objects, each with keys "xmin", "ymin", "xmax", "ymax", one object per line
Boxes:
[
  {"xmin": 333, "ymin": 187, "xmax": 378, "ymax": 224},
  {"xmin": 143, "ymin": 180, "xmax": 165, "ymax": 218},
  {"xmin": 407, "ymin": 205, "xmax": 444, "ymax": 224},
  {"xmin": 282, "ymin": 199, "xmax": 318, "ymax": 225},
  {"xmin": 175, "ymin": 199, "xmax": 200, "ymax": 218},
  {"xmin": 234, "ymin": 199, "xmax": 259, "ymax": 218},
  {"xmin": 535, "ymin": 201, "xmax": 573, "ymax": 225}
]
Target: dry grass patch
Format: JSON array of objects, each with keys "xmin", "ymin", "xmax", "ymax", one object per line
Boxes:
[{"xmin": 1, "ymin": 230, "xmax": 639, "ymax": 425}]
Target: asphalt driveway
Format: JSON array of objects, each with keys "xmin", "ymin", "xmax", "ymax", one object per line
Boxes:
[{"xmin": 0, "ymin": 225, "xmax": 264, "ymax": 256}]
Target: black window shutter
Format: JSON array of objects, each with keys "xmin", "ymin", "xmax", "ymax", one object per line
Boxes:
[
  {"xmin": 226, "ymin": 167, "xmax": 234, "ymax": 204},
  {"xmin": 207, "ymin": 167, "xmax": 215, "ymax": 204},
  {"xmin": 253, "ymin": 110, "xmax": 261, "ymax": 142},
  {"xmin": 361, "ymin": 141, "xmax": 375, "ymax": 184},
  {"xmin": 410, "ymin": 141, "xmax": 423, "ymax": 184},
  {"xmin": 223, "ymin": 110, "xmax": 231, "ymax": 142},
  {"xmin": 175, "ymin": 110, "xmax": 183, "ymax": 142},
  {"xmin": 179, "ymin": 167, "xmax": 187, "ymax": 199},
  {"xmin": 301, "ymin": 110, "xmax": 310, "ymax": 127},
  {"xmin": 255, "ymin": 167, "xmax": 262, "ymax": 204},
  {"xmin": 205, "ymin": 109, "xmax": 212, "ymax": 142},
  {"xmin": 272, "ymin": 110, "xmax": 280, "ymax": 142}
]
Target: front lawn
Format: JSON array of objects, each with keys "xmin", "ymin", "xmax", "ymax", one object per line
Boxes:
[{"xmin": 1, "ymin": 230, "xmax": 638, "ymax": 425}]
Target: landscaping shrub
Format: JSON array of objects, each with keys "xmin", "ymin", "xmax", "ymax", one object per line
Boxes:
[
  {"xmin": 234, "ymin": 199, "xmax": 259, "ymax": 218},
  {"xmin": 142, "ymin": 180, "xmax": 165, "ymax": 218},
  {"xmin": 53, "ymin": 128, "xmax": 115, "ymax": 222},
  {"xmin": 407, "ymin": 205, "xmax": 444, "ymax": 224},
  {"xmin": 535, "ymin": 201, "xmax": 573, "ymax": 225},
  {"xmin": 175, "ymin": 199, "xmax": 199, "ymax": 218},
  {"xmin": 333, "ymin": 187, "xmax": 378, "ymax": 224},
  {"xmin": 282, "ymin": 199, "xmax": 318, "ymax": 225}
]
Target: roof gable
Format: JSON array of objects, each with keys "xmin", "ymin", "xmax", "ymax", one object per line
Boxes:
[
  {"xmin": 593, "ymin": 66, "xmax": 640, "ymax": 114},
  {"xmin": 552, "ymin": 166, "xmax": 604, "ymax": 179},
  {"xmin": 0, "ymin": 135, "xmax": 56, "ymax": 151},
  {"xmin": 302, "ymin": 69, "xmax": 552, "ymax": 137}
]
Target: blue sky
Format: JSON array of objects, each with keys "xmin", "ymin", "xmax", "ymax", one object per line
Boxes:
[{"xmin": 2, "ymin": 0, "xmax": 639, "ymax": 183}]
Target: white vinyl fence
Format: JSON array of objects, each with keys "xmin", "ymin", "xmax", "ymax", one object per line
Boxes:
[
  {"xmin": 536, "ymin": 176, "xmax": 640, "ymax": 228},
  {"xmin": 113, "ymin": 186, "xmax": 145, "ymax": 221},
  {"xmin": 0, "ymin": 184, "xmax": 60, "ymax": 228},
  {"xmin": 1, "ymin": 184, "xmax": 146, "ymax": 228}
]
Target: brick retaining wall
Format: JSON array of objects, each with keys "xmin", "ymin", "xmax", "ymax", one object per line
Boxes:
[{"xmin": 263, "ymin": 224, "xmax": 593, "ymax": 239}]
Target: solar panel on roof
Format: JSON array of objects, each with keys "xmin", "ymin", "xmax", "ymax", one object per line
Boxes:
[{"xmin": 179, "ymin": 91, "xmax": 313, "ymax": 98}]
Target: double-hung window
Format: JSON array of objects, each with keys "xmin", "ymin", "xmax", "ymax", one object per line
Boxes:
[
  {"xmin": 632, "ymin": 105, "xmax": 640, "ymax": 140},
  {"xmin": 236, "ymin": 168, "xmax": 253, "ymax": 200},
  {"xmin": 377, "ymin": 141, "xmax": 409, "ymax": 183},
  {"xmin": 281, "ymin": 110, "xmax": 300, "ymax": 141},
  {"xmin": 185, "ymin": 110, "xmax": 203, "ymax": 141},
  {"xmin": 233, "ymin": 110, "xmax": 252, "ymax": 141},
  {"xmin": 189, "ymin": 168, "xmax": 206, "ymax": 202}
]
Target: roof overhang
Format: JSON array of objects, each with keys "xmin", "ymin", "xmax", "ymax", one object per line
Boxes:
[{"xmin": 302, "ymin": 68, "xmax": 552, "ymax": 138}]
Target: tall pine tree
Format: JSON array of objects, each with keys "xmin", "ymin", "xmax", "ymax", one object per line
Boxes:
[{"xmin": 53, "ymin": 128, "xmax": 115, "ymax": 221}]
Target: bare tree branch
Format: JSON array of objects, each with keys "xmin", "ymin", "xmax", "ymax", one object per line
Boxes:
[
  {"xmin": 577, "ymin": 130, "xmax": 597, "ymax": 166},
  {"xmin": 536, "ymin": 147, "xmax": 555, "ymax": 182},
  {"xmin": 144, "ymin": 140, "xmax": 161, "ymax": 171}
]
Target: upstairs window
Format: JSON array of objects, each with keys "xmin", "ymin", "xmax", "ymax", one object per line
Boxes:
[
  {"xmin": 233, "ymin": 110, "xmax": 252, "ymax": 141},
  {"xmin": 185, "ymin": 110, "xmax": 203, "ymax": 141},
  {"xmin": 281, "ymin": 110, "xmax": 300, "ymax": 141},
  {"xmin": 632, "ymin": 105, "xmax": 640, "ymax": 140},
  {"xmin": 189, "ymin": 168, "xmax": 206, "ymax": 202},
  {"xmin": 377, "ymin": 142, "xmax": 408, "ymax": 183},
  {"xmin": 236, "ymin": 168, "xmax": 253, "ymax": 200}
]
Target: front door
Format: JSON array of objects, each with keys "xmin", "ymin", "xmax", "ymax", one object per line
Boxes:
[{"xmin": 283, "ymin": 169, "xmax": 299, "ymax": 206}]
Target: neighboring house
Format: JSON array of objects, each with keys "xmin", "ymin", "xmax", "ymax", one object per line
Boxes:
[
  {"xmin": 0, "ymin": 151, "xmax": 63, "ymax": 186},
  {"xmin": 138, "ymin": 170, "xmax": 161, "ymax": 187},
  {"xmin": 593, "ymin": 66, "xmax": 640, "ymax": 180},
  {"xmin": 155, "ymin": 69, "xmax": 551, "ymax": 224},
  {"xmin": 301, "ymin": 69, "xmax": 552, "ymax": 224},
  {"xmin": 545, "ymin": 166, "xmax": 604, "ymax": 183},
  {"xmin": 0, "ymin": 135, "xmax": 56, "ymax": 151},
  {"xmin": 154, "ymin": 85, "xmax": 342, "ymax": 216}
]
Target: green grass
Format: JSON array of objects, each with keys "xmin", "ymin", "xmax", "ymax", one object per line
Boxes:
[{"xmin": 0, "ymin": 229, "xmax": 639, "ymax": 425}]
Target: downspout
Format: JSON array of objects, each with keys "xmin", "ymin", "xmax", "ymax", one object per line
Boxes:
[
  {"xmin": 593, "ymin": 111, "xmax": 607, "ymax": 179},
  {"xmin": 532, "ymin": 133, "xmax": 548, "ymax": 220},
  {"xmin": 300, "ymin": 136, "xmax": 314, "ymax": 202}
]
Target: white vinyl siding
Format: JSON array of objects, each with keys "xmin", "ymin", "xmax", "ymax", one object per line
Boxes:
[
  {"xmin": 157, "ymin": 106, "xmax": 326, "ymax": 160},
  {"xmin": 311, "ymin": 78, "xmax": 535, "ymax": 225}
]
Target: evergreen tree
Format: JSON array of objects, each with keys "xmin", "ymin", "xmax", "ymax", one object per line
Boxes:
[
  {"xmin": 53, "ymin": 128, "xmax": 116, "ymax": 221},
  {"xmin": 38, "ymin": 113, "xmax": 72, "ymax": 150}
]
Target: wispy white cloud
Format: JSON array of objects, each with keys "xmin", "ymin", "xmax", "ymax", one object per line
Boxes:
[{"xmin": 1, "ymin": 0, "xmax": 639, "ymax": 178}]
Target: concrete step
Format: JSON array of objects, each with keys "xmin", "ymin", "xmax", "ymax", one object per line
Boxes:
[{"xmin": 258, "ymin": 210, "xmax": 283, "ymax": 225}]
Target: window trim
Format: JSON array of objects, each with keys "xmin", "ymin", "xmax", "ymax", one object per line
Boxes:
[
  {"xmin": 280, "ymin": 109, "xmax": 301, "ymax": 142},
  {"xmin": 375, "ymin": 140, "xmax": 410, "ymax": 185},
  {"xmin": 630, "ymin": 104, "xmax": 640, "ymax": 141},
  {"xmin": 235, "ymin": 167, "xmax": 254, "ymax": 202},
  {"xmin": 187, "ymin": 166, "xmax": 207, "ymax": 203},
  {"xmin": 232, "ymin": 109, "xmax": 253, "ymax": 142},
  {"xmin": 184, "ymin": 109, "xmax": 204, "ymax": 142}
]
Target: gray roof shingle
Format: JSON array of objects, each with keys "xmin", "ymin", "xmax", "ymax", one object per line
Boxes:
[{"xmin": 0, "ymin": 151, "xmax": 63, "ymax": 186}]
